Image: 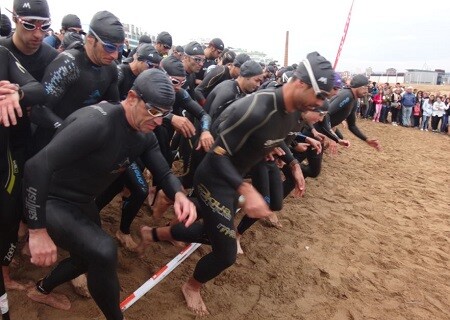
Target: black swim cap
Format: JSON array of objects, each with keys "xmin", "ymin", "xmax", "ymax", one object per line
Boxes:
[
  {"xmin": 13, "ymin": 0, "xmax": 50, "ymax": 19},
  {"xmin": 161, "ymin": 55, "xmax": 186, "ymax": 77},
  {"xmin": 61, "ymin": 14, "xmax": 81, "ymax": 29},
  {"xmin": 184, "ymin": 41, "xmax": 203, "ymax": 55},
  {"xmin": 233, "ymin": 53, "xmax": 250, "ymax": 67},
  {"xmin": 131, "ymin": 69, "xmax": 175, "ymax": 110},
  {"xmin": 139, "ymin": 34, "xmax": 152, "ymax": 44},
  {"xmin": 61, "ymin": 31, "xmax": 83, "ymax": 50},
  {"xmin": 89, "ymin": 11, "xmax": 124, "ymax": 44},
  {"xmin": 1, "ymin": 14, "xmax": 12, "ymax": 36},
  {"xmin": 350, "ymin": 74, "xmax": 369, "ymax": 88},
  {"xmin": 240, "ymin": 60, "xmax": 263, "ymax": 78},
  {"xmin": 293, "ymin": 51, "xmax": 334, "ymax": 93},
  {"xmin": 137, "ymin": 44, "xmax": 162, "ymax": 64}
]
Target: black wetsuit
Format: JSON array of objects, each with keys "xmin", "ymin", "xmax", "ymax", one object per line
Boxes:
[
  {"xmin": 317, "ymin": 88, "xmax": 368, "ymax": 142},
  {"xmin": 32, "ymin": 47, "xmax": 119, "ymax": 152},
  {"xmin": 204, "ymin": 79, "xmax": 246, "ymax": 133},
  {"xmin": 194, "ymin": 65, "xmax": 232, "ymax": 105},
  {"xmin": 117, "ymin": 63, "xmax": 136, "ymax": 100},
  {"xmin": 0, "ymin": 38, "xmax": 57, "ymax": 221},
  {"xmin": 156, "ymin": 88, "xmax": 211, "ymax": 190},
  {"xmin": 195, "ymin": 58, "xmax": 216, "ymax": 84},
  {"xmin": 0, "ymin": 46, "xmax": 46, "ymax": 267},
  {"xmin": 282, "ymin": 119, "xmax": 323, "ymax": 198},
  {"xmin": 23, "ymin": 103, "xmax": 182, "ymax": 320},
  {"xmin": 170, "ymin": 87, "xmax": 299, "ymax": 283}
]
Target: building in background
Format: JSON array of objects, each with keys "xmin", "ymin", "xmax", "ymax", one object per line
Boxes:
[{"xmin": 123, "ymin": 23, "xmax": 153, "ymax": 49}]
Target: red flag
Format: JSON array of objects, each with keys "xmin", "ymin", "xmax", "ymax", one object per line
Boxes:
[{"xmin": 334, "ymin": 0, "xmax": 354, "ymax": 69}]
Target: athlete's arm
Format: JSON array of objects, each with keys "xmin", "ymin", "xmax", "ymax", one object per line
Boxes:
[
  {"xmin": 24, "ymin": 112, "xmax": 108, "ymax": 266},
  {"xmin": 194, "ymin": 66, "xmax": 225, "ymax": 105},
  {"xmin": 32, "ymin": 52, "xmax": 79, "ymax": 127},
  {"xmin": 345, "ymin": 106, "xmax": 368, "ymax": 141}
]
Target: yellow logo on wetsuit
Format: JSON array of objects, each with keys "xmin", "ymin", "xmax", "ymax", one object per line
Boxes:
[{"xmin": 197, "ymin": 183, "xmax": 232, "ymax": 221}]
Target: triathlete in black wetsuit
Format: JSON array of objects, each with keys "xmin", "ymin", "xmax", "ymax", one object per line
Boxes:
[
  {"xmin": 150, "ymin": 55, "xmax": 214, "ymax": 219},
  {"xmin": 95, "ymin": 43, "xmax": 163, "ymax": 251},
  {"xmin": 0, "ymin": 45, "xmax": 46, "ymax": 290},
  {"xmin": 24, "ymin": 69, "xmax": 197, "ymax": 319},
  {"xmin": 117, "ymin": 43, "xmax": 161, "ymax": 99},
  {"xmin": 315, "ymin": 74, "xmax": 382, "ymax": 151},
  {"xmin": 194, "ymin": 53, "xmax": 250, "ymax": 107},
  {"xmin": 0, "ymin": 0, "xmax": 58, "ymax": 196},
  {"xmin": 194, "ymin": 38, "xmax": 224, "ymax": 85},
  {"xmin": 138, "ymin": 52, "xmax": 336, "ymax": 316},
  {"xmin": 32, "ymin": 11, "xmax": 125, "ymax": 153}
]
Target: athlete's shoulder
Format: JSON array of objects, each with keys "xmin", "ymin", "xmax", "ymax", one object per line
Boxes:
[{"xmin": 329, "ymin": 88, "xmax": 353, "ymax": 109}]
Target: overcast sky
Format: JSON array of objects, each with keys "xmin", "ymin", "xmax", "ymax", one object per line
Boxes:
[{"xmin": 3, "ymin": 0, "xmax": 450, "ymax": 73}]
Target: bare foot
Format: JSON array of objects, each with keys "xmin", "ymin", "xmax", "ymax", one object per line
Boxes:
[
  {"xmin": 116, "ymin": 230, "xmax": 138, "ymax": 252},
  {"xmin": 145, "ymin": 186, "xmax": 157, "ymax": 208},
  {"xmin": 136, "ymin": 226, "xmax": 155, "ymax": 257},
  {"xmin": 71, "ymin": 274, "xmax": 91, "ymax": 298},
  {"xmin": 236, "ymin": 236, "xmax": 244, "ymax": 255},
  {"xmin": 27, "ymin": 287, "xmax": 71, "ymax": 310},
  {"xmin": 5, "ymin": 278, "xmax": 27, "ymax": 290},
  {"xmin": 181, "ymin": 281, "xmax": 209, "ymax": 316},
  {"xmin": 151, "ymin": 190, "xmax": 172, "ymax": 220}
]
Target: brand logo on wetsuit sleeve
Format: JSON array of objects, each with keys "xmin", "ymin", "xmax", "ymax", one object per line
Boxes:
[
  {"xmin": 25, "ymin": 187, "xmax": 40, "ymax": 221},
  {"xmin": 216, "ymin": 223, "xmax": 236, "ymax": 239},
  {"xmin": 197, "ymin": 184, "xmax": 232, "ymax": 220},
  {"xmin": 339, "ymin": 97, "xmax": 350, "ymax": 109},
  {"xmin": 4, "ymin": 243, "xmax": 17, "ymax": 262}
]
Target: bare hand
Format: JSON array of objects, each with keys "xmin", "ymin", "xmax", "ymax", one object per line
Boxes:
[
  {"xmin": 0, "ymin": 91, "xmax": 22, "ymax": 127},
  {"xmin": 173, "ymin": 192, "xmax": 197, "ymax": 227},
  {"xmin": 366, "ymin": 138, "xmax": 382, "ymax": 151},
  {"xmin": 306, "ymin": 137, "xmax": 322, "ymax": 154},
  {"xmin": 29, "ymin": 228, "xmax": 57, "ymax": 267},
  {"xmin": 291, "ymin": 164, "xmax": 306, "ymax": 197},
  {"xmin": 266, "ymin": 147, "xmax": 285, "ymax": 161},
  {"xmin": 294, "ymin": 143, "xmax": 309, "ymax": 153},
  {"xmin": 196, "ymin": 131, "xmax": 214, "ymax": 151},
  {"xmin": 171, "ymin": 115, "xmax": 196, "ymax": 138},
  {"xmin": 338, "ymin": 139, "xmax": 351, "ymax": 148},
  {"xmin": 311, "ymin": 128, "xmax": 325, "ymax": 142},
  {"xmin": 238, "ymin": 182, "xmax": 271, "ymax": 219},
  {"xmin": 326, "ymin": 140, "xmax": 338, "ymax": 156}
]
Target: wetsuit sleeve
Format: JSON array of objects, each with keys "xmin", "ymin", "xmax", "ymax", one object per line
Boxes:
[
  {"xmin": 314, "ymin": 114, "xmax": 340, "ymax": 142},
  {"xmin": 278, "ymin": 141, "xmax": 295, "ymax": 164},
  {"xmin": 345, "ymin": 106, "xmax": 367, "ymax": 141},
  {"xmin": 194, "ymin": 66, "xmax": 225, "ymax": 105},
  {"xmin": 183, "ymin": 95, "xmax": 211, "ymax": 131},
  {"xmin": 31, "ymin": 52, "xmax": 80, "ymax": 127},
  {"xmin": 2, "ymin": 47, "xmax": 46, "ymax": 107},
  {"xmin": 102, "ymin": 66, "xmax": 120, "ymax": 102},
  {"xmin": 23, "ymin": 114, "xmax": 109, "ymax": 229},
  {"xmin": 140, "ymin": 133, "xmax": 183, "ymax": 200}
]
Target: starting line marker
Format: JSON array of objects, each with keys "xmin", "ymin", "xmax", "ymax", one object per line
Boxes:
[{"xmin": 120, "ymin": 242, "xmax": 201, "ymax": 311}]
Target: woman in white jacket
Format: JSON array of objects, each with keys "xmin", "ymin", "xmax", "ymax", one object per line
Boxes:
[
  {"xmin": 431, "ymin": 96, "xmax": 446, "ymax": 132},
  {"xmin": 420, "ymin": 94, "xmax": 433, "ymax": 131}
]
